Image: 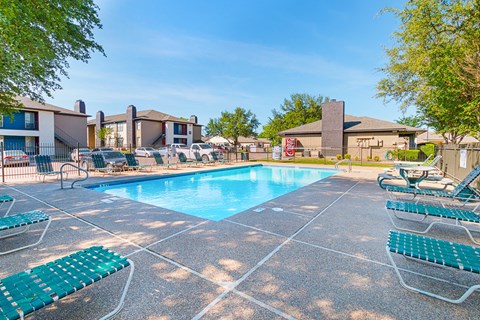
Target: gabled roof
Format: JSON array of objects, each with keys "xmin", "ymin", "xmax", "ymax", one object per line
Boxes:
[
  {"xmin": 278, "ymin": 114, "xmax": 425, "ymax": 135},
  {"xmin": 16, "ymin": 96, "xmax": 90, "ymax": 117},
  {"xmin": 87, "ymin": 109, "xmax": 198, "ymax": 125}
]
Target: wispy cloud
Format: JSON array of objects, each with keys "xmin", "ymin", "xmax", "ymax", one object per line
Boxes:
[{"xmin": 132, "ymin": 30, "xmax": 378, "ymax": 87}]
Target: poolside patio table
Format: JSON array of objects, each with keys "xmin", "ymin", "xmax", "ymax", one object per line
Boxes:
[{"xmin": 398, "ymin": 166, "xmax": 436, "ymax": 189}]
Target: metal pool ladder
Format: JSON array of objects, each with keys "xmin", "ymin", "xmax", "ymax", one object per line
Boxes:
[
  {"xmin": 60, "ymin": 163, "xmax": 89, "ymax": 189},
  {"xmin": 334, "ymin": 159, "xmax": 352, "ymax": 172}
]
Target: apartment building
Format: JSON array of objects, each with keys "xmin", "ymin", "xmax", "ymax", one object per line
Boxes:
[{"xmin": 87, "ymin": 105, "xmax": 202, "ymax": 148}]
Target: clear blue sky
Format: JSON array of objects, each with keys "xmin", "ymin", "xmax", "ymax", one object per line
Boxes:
[{"xmin": 46, "ymin": 0, "xmax": 407, "ymax": 130}]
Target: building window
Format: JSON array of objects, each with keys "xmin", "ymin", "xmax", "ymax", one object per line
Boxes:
[
  {"xmin": 174, "ymin": 123, "xmax": 187, "ymax": 135},
  {"xmin": 0, "ymin": 115, "xmax": 3, "ymax": 127},
  {"xmin": 25, "ymin": 112, "xmax": 36, "ymax": 129},
  {"xmin": 25, "ymin": 136, "xmax": 36, "ymax": 154},
  {"xmin": 136, "ymin": 137, "xmax": 141, "ymax": 147},
  {"xmin": 117, "ymin": 122, "xmax": 125, "ymax": 132},
  {"xmin": 173, "ymin": 138, "xmax": 187, "ymax": 144},
  {"xmin": 136, "ymin": 121, "xmax": 141, "ymax": 131}
]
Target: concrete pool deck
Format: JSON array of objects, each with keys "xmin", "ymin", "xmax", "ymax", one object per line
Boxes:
[{"xmin": 1, "ymin": 162, "xmax": 479, "ymax": 319}]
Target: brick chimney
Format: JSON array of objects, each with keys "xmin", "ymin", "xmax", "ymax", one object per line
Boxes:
[
  {"xmin": 321, "ymin": 100, "xmax": 345, "ymax": 157},
  {"xmin": 126, "ymin": 105, "xmax": 137, "ymax": 147},
  {"xmin": 74, "ymin": 100, "xmax": 86, "ymax": 114},
  {"xmin": 189, "ymin": 115, "xmax": 198, "ymax": 124}
]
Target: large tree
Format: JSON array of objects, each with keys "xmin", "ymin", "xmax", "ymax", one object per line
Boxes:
[
  {"xmin": 377, "ymin": 0, "xmax": 480, "ymax": 143},
  {"xmin": 0, "ymin": 0, "xmax": 104, "ymax": 116},
  {"xmin": 260, "ymin": 93, "xmax": 328, "ymax": 145},
  {"xmin": 212, "ymin": 107, "xmax": 259, "ymax": 150}
]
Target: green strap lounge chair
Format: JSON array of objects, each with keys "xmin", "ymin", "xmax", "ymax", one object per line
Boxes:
[
  {"xmin": 193, "ymin": 151, "xmax": 214, "ymax": 165},
  {"xmin": 124, "ymin": 153, "xmax": 146, "ymax": 171},
  {"xmin": 0, "ymin": 246, "xmax": 134, "ymax": 320},
  {"xmin": 34, "ymin": 155, "xmax": 64, "ymax": 182},
  {"xmin": 91, "ymin": 154, "xmax": 115, "ymax": 175},
  {"xmin": 152, "ymin": 153, "xmax": 173, "ymax": 169},
  {"xmin": 386, "ymin": 163, "xmax": 480, "ymax": 203},
  {"xmin": 386, "ymin": 230, "xmax": 480, "ymax": 304},
  {"xmin": 0, "ymin": 210, "xmax": 51, "ymax": 255},
  {"xmin": 0, "ymin": 195, "xmax": 15, "ymax": 216},
  {"xmin": 178, "ymin": 152, "xmax": 195, "ymax": 167},
  {"xmin": 210, "ymin": 151, "xmax": 227, "ymax": 164},
  {"xmin": 386, "ymin": 199, "xmax": 480, "ymax": 244}
]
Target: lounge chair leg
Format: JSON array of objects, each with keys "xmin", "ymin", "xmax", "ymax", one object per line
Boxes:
[
  {"xmin": 1, "ymin": 198, "xmax": 15, "ymax": 216},
  {"xmin": 386, "ymin": 246, "xmax": 480, "ymax": 303},
  {"xmin": 0, "ymin": 217, "xmax": 51, "ymax": 255},
  {"xmin": 0, "ymin": 225, "xmax": 31, "ymax": 239},
  {"xmin": 392, "ymin": 210, "xmax": 429, "ymax": 222},
  {"xmin": 99, "ymin": 259, "xmax": 135, "ymax": 320}
]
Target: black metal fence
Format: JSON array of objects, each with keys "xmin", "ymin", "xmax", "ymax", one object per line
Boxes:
[{"xmin": 0, "ymin": 142, "xmax": 86, "ymax": 182}]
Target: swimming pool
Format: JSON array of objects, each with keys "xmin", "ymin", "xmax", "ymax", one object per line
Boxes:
[{"xmin": 89, "ymin": 165, "xmax": 338, "ymax": 221}]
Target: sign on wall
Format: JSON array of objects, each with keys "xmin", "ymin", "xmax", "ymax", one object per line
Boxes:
[
  {"xmin": 285, "ymin": 138, "xmax": 297, "ymax": 156},
  {"xmin": 460, "ymin": 149, "xmax": 467, "ymax": 168}
]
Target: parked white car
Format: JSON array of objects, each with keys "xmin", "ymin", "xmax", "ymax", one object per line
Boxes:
[
  {"xmin": 134, "ymin": 147, "xmax": 159, "ymax": 157},
  {"xmin": 176, "ymin": 143, "xmax": 215, "ymax": 161}
]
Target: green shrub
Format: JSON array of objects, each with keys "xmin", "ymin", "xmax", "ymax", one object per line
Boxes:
[
  {"xmin": 374, "ymin": 155, "xmax": 380, "ymax": 162},
  {"xmin": 366, "ymin": 156, "xmax": 372, "ymax": 161},
  {"xmin": 393, "ymin": 149, "xmax": 420, "ymax": 161},
  {"xmin": 354, "ymin": 156, "xmax": 359, "ymax": 161},
  {"xmin": 420, "ymin": 143, "xmax": 435, "ymax": 158},
  {"xmin": 344, "ymin": 154, "xmax": 351, "ymax": 159},
  {"xmin": 336, "ymin": 154, "xmax": 342, "ymax": 160}
]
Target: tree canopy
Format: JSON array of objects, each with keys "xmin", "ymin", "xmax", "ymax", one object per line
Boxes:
[
  {"xmin": 0, "ymin": 0, "xmax": 104, "ymax": 116},
  {"xmin": 260, "ymin": 93, "xmax": 329, "ymax": 145},
  {"xmin": 208, "ymin": 107, "xmax": 259, "ymax": 148},
  {"xmin": 395, "ymin": 115, "xmax": 424, "ymax": 128},
  {"xmin": 377, "ymin": 0, "xmax": 480, "ymax": 143},
  {"xmin": 204, "ymin": 118, "xmax": 223, "ymax": 137},
  {"xmin": 96, "ymin": 127, "xmax": 113, "ymax": 147}
]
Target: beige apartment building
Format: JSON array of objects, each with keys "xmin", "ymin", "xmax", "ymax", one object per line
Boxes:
[{"xmin": 87, "ymin": 105, "xmax": 202, "ymax": 149}]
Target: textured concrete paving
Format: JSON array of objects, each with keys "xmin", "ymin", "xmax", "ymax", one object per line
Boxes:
[{"xmin": 1, "ymin": 163, "xmax": 480, "ymax": 319}]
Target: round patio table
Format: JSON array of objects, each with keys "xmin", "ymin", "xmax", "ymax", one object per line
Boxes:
[{"xmin": 398, "ymin": 166, "xmax": 437, "ymax": 189}]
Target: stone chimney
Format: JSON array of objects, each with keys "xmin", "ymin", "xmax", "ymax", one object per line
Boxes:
[
  {"xmin": 189, "ymin": 115, "xmax": 198, "ymax": 124},
  {"xmin": 126, "ymin": 105, "xmax": 137, "ymax": 147},
  {"xmin": 321, "ymin": 100, "xmax": 345, "ymax": 157},
  {"xmin": 95, "ymin": 111, "xmax": 105, "ymax": 147},
  {"xmin": 74, "ymin": 100, "xmax": 86, "ymax": 114}
]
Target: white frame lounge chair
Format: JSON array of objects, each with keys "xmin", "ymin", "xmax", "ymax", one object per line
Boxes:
[
  {"xmin": 0, "ymin": 246, "xmax": 134, "ymax": 319},
  {"xmin": 387, "ymin": 230, "xmax": 480, "ymax": 304},
  {"xmin": 0, "ymin": 210, "xmax": 51, "ymax": 255},
  {"xmin": 386, "ymin": 199, "xmax": 480, "ymax": 244}
]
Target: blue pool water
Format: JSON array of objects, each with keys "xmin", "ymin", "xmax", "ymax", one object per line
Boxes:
[{"xmin": 90, "ymin": 165, "xmax": 338, "ymax": 221}]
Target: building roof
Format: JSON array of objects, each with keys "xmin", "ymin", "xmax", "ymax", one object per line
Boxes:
[
  {"xmin": 87, "ymin": 109, "xmax": 199, "ymax": 126},
  {"xmin": 16, "ymin": 96, "xmax": 90, "ymax": 117},
  {"xmin": 416, "ymin": 132, "xmax": 479, "ymax": 144},
  {"xmin": 278, "ymin": 114, "xmax": 425, "ymax": 135}
]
